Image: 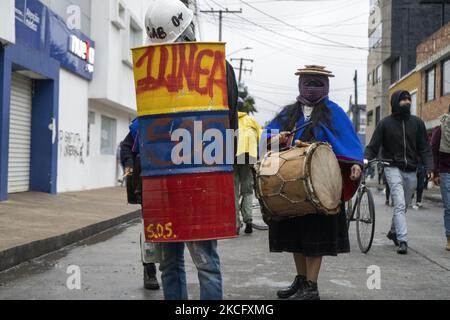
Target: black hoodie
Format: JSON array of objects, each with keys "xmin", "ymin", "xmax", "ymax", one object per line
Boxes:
[{"xmin": 365, "ymin": 90, "xmax": 433, "ymax": 172}]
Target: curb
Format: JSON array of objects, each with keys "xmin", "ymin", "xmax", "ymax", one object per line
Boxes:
[{"xmin": 0, "ymin": 210, "xmax": 142, "ymax": 272}]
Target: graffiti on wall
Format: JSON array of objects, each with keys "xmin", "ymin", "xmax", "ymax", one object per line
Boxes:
[{"xmin": 59, "ymin": 130, "xmax": 85, "ymax": 164}]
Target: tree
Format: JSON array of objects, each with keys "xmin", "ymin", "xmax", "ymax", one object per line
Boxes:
[{"xmin": 238, "ymin": 86, "xmax": 258, "ymax": 114}]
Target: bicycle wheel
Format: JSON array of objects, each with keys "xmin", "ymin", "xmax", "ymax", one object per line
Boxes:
[{"xmin": 356, "ymin": 188, "xmax": 376, "ymax": 254}]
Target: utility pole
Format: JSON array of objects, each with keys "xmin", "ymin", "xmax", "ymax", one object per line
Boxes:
[
  {"xmin": 200, "ymin": 8, "xmax": 243, "ymax": 41},
  {"xmin": 353, "ymin": 70, "xmax": 359, "ymax": 134},
  {"xmin": 230, "ymin": 58, "xmax": 254, "ymax": 85}
]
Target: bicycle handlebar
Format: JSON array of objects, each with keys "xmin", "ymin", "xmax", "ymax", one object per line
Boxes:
[{"xmin": 364, "ymin": 159, "xmax": 391, "ymax": 167}]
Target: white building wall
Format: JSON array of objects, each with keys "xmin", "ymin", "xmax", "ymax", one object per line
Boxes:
[
  {"xmin": 89, "ymin": 0, "xmax": 150, "ymax": 112},
  {"xmin": 64, "ymin": 0, "xmax": 153, "ymax": 193},
  {"xmin": 56, "ymin": 0, "xmax": 196, "ymax": 193},
  {"xmin": 85, "ymin": 101, "xmax": 131, "ymax": 190},
  {"xmin": 0, "ymin": 0, "xmax": 15, "ymax": 45},
  {"xmin": 40, "ymin": 0, "xmax": 92, "ymax": 36},
  {"xmin": 57, "ymin": 67, "xmax": 132, "ymax": 193},
  {"xmin": 57, "ymin": 69, "xmax": 89, "ymax": 193}
]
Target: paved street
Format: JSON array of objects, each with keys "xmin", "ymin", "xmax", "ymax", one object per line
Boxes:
[{"xmin": 0, "ymin": 187, "xmax": 449, "ymax": 300}]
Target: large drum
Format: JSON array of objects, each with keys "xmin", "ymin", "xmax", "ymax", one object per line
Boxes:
[{"xmin": 255, "ymin": 143, "xmax": 343, "ymax": 220}]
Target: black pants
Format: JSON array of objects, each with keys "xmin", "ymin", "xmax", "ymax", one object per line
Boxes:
[{"xmin": 415, "ymin": 170, "xmax": 427, "ymax": 203}]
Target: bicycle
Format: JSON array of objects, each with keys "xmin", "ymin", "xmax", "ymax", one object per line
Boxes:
[{"xmin": 346, "ymin": 159, "xmax": 389, "ymax": 254}]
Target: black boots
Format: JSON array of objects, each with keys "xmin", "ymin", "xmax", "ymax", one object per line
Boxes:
[
  {"xmin": 397, "ymin": 242, "xmax": 408, "ymax": 255},
  {"xmin": 277, "ymin": 275, "xmax": 306, "ymax": 299},
  {"xmin": 245, "ymin": 223, "xmax": 253, "ymax": 234},
  {"xmin": 289, "ymin": 281, "xmax": 320, "ymax": 300},
  {"xmin": 144, "ymin": 263, "xmax": 160, "ymax": 290},
  {"xmin": 387, "ymin": 231, "xmax": 399, "ymax": 246}
]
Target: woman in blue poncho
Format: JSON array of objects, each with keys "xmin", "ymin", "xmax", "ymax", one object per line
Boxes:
[{"xmin": 263, "ymin": 66, "xmax": 364, "ymax": 300}]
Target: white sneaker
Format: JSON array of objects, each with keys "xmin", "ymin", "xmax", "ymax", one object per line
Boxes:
[
  {"xmin": 412, "ymin": 205, "xmax": 419, "ymax": 210},
  {"xmin": 416, "ymin": 202, "xmax": 423, "ymax": 208}
]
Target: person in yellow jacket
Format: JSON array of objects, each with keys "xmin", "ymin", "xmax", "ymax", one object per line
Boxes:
[{"xmin": 235, "ymin": 98, "xmax": 263, "ymax": 235}]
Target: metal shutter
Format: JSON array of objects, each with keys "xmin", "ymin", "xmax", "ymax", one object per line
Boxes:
[{"xmin": 8, "ymin": 73, "xmax": 32, "ymax": 194}]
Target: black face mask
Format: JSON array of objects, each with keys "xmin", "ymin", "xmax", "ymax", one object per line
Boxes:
[{"xmin": 399, "ymin": 103, "xmax": 411, "ymax": 115}]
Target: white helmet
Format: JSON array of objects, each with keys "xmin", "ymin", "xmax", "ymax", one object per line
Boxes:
[{"xmin": 145, "ymin": 0, "xmax": 194, "ymax": 44}]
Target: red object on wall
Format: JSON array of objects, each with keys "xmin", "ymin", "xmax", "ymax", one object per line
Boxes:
[{"xmin": 142, "ymin": 172, "xmax": 237, "ymax": 243}]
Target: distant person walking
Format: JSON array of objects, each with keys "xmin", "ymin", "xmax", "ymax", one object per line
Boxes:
[
  {"xmin": 431, "ymin": 106, "xmax": 450, "ymax": 251},
  {"xmin": 412, "ymin": 161, "xmax": 427, "ymax": 210},
  {"xmin": 235, "ymin": 98, "xmax": 262, "ymax": 235}
]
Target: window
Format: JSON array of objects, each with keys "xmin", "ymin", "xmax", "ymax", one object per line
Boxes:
[
  {"xmin": 391, "ymin": 58, "xmax": 401, "ymax": 84},
  {"xmin": 129, "ymin": 18, "xmax": 142, "ymax": 50},
  {"xmin": 373, "ymin": 65, "xmax": 382, "ymax": 84},
  {"xmin": 426, "ymin": 67, "xmax": 436, "ymax": 102},
  {"xmin": 443, "ymin": 59, "xmax": 450, "ymax": 96},
  {"xmin": 359, "ymin": 113, "xmax": 367, "ymax": 135},
  {"xmin": 111, "ymin": 0, "xmax": 127, "ymax": 30},
  {"xmin": 370, "ymin": 0, "xmax": 379, "ymax": 12},
  {"xmin": 101, "ymin": 116, "xmax": 117, "ymax": 155},
  {"xmin": 87, "ymin": 111, "xmax": 95, "ymax": 157},
  {"xmin": 367, "ymin": 111, "xmax": 374, "ymax": 127},
  {"xmin": 369, "ymin": 23, "xmax": 382, "ymax": 49},
  {"xmin": 375, "ymin": 106, "xmax": 381, "ymax": 125},
  {"xmin": 368, "ymin": 73, "xmax": 373, "ymax": 85},
  {"xmin": 411, "ymin": 92, "xmax": 417, "ymax": 115},
  {"xmin": 122, "ymin": 11, "xmax": 144, "ymax": 67}
]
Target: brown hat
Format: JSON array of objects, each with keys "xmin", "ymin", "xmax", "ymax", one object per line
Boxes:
[{"xmin": 295, "ymin": 65, "xmax": 335, "ymax": 77}]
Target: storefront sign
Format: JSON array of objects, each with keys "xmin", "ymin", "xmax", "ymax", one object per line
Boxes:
[{"xmin": 14, "ymin": 0, "xmax": 95, "ymax": 80}]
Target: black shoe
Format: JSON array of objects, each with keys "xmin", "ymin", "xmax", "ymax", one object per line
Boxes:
[
  {"xmin": 385, "ymin": 200, "xmax": 389, "ymax": 206},
  {"xmin": 397, "ymin": 242, "xmax": 408, "ymax": 255},
  {"xmin": 289, "ymin": 280, "xmax": 320, "ymax": 301},
  {"xmin": 245, "ymin": 223, "xmax": 253, "ymax": 234},
  {"xmin": 144, "ymin": 263, "xmax": 160, "ymax": 290},
  {"xmin": 277, "ymin": 275, "xmax": 306, "ymax": 299},
  {"xmin": 387, "ymin": 231, "xmax": 399, "ymax": 246}
]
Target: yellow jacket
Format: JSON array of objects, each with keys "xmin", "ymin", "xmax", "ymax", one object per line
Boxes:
[{"xmin": 237, "ymin": 112, "xmax": 263, "ymax": 159}]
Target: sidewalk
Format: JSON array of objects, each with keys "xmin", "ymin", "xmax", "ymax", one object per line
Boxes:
[
  {"xmin": 0, "ymin": 187, "xmax": 141, "ymax": 272},
  {"xmin": 423, "ymin": 187, "xmax": 442, "ymax": 202}
]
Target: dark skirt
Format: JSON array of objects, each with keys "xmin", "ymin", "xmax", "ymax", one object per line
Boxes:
[{"xmin": 269, "ymin": 203, "xmax": 350, "ymax": 257}]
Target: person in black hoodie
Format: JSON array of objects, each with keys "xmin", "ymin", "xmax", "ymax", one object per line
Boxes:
[
  {"xmin": 120, "ymin": 120, "xmax": 161, "ymax": 291},
  {"xmin": 365, "ymin": 90, "xmax": 433, "ymax": 254}
]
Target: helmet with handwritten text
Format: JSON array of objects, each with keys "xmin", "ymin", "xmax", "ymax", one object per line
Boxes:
[{"xmin": 145, "ymin": 0, "xmax": 195, "ymax": 44}]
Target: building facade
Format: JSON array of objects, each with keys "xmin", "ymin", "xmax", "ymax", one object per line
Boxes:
[
  {"xmin": 388, "ymin": 69, "xmax": 421, "ymax": 118},
  {"xmin": 347, "ymin": 104, "xmax": 367, "ymax": 147},
  {"xmin": 366, "ymin": 0, "xmax": 450, "ymax": 144},
  {"xmin": 416, "ymin": 21, "xmax": 450, "ymax": 131},
  {"xmin": 0, "ymin": 0, "xmax": 162, "ymax": 200},
  {"xmin": 0, "ymin": 0, "xmax": 15, "ymax": 46}
]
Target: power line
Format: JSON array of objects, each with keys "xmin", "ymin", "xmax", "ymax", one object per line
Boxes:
[
  {"xmin": 230, "ymin": 57, "xmax": 254, "ymax": 84},
  {"xmin": 239, "ymin": 0, "xmax": 368, "ymax": 51},
  {"xmin": 200, "ymin": 7, "xmax": 243, "ymax": 41},
  {"xmin": 200, "ymin": 15, "xmax": 368, "ymax": 66},
  {"xmin": 206, "ymin": 0, "xmax": 367, "ymax": 51}
]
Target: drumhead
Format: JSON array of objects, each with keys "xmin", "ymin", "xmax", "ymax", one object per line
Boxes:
[{"xmin": 309, "ymin": 145, "xmax": 342, "ymax": 210}]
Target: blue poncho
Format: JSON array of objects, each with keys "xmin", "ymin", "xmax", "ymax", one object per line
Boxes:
[
  {"xmin": 129, "ymin": 118, "xmax": 140, "ymax": 153},
  {"xmin": 263, "ymin": 98, "xmax": 364, "ymax": 200}
]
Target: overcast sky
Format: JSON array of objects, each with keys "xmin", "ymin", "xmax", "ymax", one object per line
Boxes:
[{"xmin": 197, "ymin": 0, "xmax": 369, "ymax": 125}]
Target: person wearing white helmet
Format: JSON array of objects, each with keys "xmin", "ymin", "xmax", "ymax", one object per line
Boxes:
[
  {"xmin": 143, "ymin": 0, "xmax": 239, "ymax": 300},
  {"xmin": 145, "ymin": 0, "xmax": 196, "ymax": 44}
]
